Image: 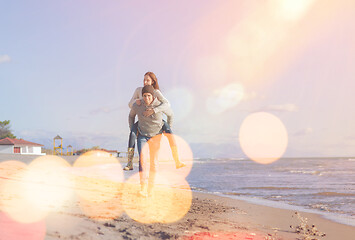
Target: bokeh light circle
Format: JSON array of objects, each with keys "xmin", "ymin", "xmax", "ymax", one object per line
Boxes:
[
  {"xmin": 158, "ymin": 173, "xmax": 192, "ymax": 223},
  {"xmin": 140, "ymin": 134, "xmax": 193, "ymax": 178},
  {"xmin": 122, "ymin": 173, "xmax": 175, "ymax": 224},
  {"xmin": 0, "ymin": 168, "xmax": 48, "ymax": 223},
  {"xmin": 239, "ymin": 112, "xmax": 288, "ymax": 164},
  {"xmin": 73, "ymin": 150, "xmax": 124, "ymax": 219},
  {"xmin": 0, "ymin": 156, "xmax": 72, "ymax": 224},
  {"xmin": 0, "ymin": 160, "xmax": 27, "ymax": 191},
  {"xmin": 25, "ymin": 155, "xmax": 73, "ymax": 212},
  {"xmin": 0, "ymin": 160, "xmax": 28, "ymax": 220},
  {"xmin": 73, "ymin": 150, "xmax": 124, "ymax": 203}
]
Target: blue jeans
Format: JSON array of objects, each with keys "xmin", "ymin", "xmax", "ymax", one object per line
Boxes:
[
  {"xmin": 137, "ymin": 133, "xmax": 162, "ymax": 185},
  {"xmin": 128, "ymin": 122, "xmax": 139, "ymax": 149},
  {"xmin": 128, "ymin": 120, "xmax": 176, "ymax": 149}
]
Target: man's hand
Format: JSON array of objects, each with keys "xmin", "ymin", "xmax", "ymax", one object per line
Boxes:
[
  {"xmin": 143, "ymin": 108, "xmax": 154, "ymax": 117},
  {"xmin": 136, "ymin": 99, "xmax": 141, "ymax": 105}
]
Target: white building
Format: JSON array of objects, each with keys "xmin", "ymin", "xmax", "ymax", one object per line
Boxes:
[{"xmin": 0, "ymin": 137, "xmax": 45, "ymax": 155}]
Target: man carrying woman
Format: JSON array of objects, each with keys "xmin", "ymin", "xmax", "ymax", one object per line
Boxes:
[
  {"xmin": 124, "ymin": 72, "xmax": 185, "ymax": 171},
  {"xmin": 128, "ymin": 85, "xmax": 174, "ymax": 196}
]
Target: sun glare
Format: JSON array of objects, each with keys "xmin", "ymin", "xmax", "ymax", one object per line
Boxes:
[
  {"xmin": 276, "ymin": 0, "xmax": 316, "ymax": 21},
  {"xmin": 239, "ymin": 112, "xmax": 288, "ymax": 164},
  {"xmin": 1, "ymin": 169, "xmax": 48, "ymax": 223},
  {"xmin": 225, "ymin": 0, "xmax": 317, "ymax": 87}
]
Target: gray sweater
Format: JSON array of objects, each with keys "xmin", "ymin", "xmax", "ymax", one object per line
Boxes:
[
  {"xmin": 128, "ymin": 87, "xmax": 170, "ymax": 114},
  {"xmin": 129, "ymin": 98, "xmax": 174, "ymax": 137}
]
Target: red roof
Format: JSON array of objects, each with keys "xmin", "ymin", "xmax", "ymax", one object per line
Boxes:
[{"xmin": 0, "ymin": 137, "xmax": 43, "ymax": 147}]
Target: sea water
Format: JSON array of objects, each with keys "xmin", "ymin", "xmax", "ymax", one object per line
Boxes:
[{"xmin": 186, "ymin": 157, "xmax": 355, "ymax": 226}]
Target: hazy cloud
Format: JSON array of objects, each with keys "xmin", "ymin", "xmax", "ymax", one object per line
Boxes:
[
  {"xmin": 344, "ymin": 135, "xmax": 355, "ymax": 143},
  {"xmin": 344, "ymin": 135, "xmax": 355, "ymax": 140},
  {"xmin": 0, "ymin": 54, "xmax": 11, "ymax": 63},
  {"xmin": 243, "ymin": 91, "xmax": 258, "ymax": 101},
  {"xmin": 258, "ymin": 103, "xmax": 298, "ymax": 112},
  {"xmin": 190, "ymin": 142, "xmax": 245, "ymax": 158},
  {"xmin": 89, "ymin": 106, "xmax": 121, "ymax": 115},
  {"xmin": 206, "ymin": 83, "xmax": 245, "ymax": 114},
  {"xmin": 294, "ymin": 127, "xmax": 313, "ymax": 136}
]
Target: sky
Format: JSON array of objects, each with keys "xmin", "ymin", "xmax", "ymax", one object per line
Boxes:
[{"xmin": 1, "ymin": 0, "xmax": 355, "ymax": 158}]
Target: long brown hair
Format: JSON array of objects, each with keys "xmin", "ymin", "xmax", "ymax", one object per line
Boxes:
[{"xmin": 144, "ymin": 72, "xmax": 160, "ymax": 90}]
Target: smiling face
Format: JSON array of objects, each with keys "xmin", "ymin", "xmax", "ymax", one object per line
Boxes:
[
  {"xmin": 143, "ymin": 75, "xmax": 153, "ymax": 86},
  {"xmin": 143, "ymin": 92, "xmax": 154, "ymax": 105}
]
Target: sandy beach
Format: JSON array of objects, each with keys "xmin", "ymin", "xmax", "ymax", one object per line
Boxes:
[
  {"xmin": 0, "ymin": 153, "xmax": 354, "ymax": 240},
  {"xmin": 44, "ymin": 192, "xmax": 355, "ymax": 240}
]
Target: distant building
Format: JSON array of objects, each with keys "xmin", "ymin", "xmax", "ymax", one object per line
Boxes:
[
  {"xmin": 0, "ymin": 137, "xmax": 45, "ymax": 155},
  {"xmin": 101, "ymin": 149, "xmax": 120, "ymax": 157}
]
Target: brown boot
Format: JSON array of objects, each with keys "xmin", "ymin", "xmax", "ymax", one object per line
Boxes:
[
  {"xmin": 123, "ymin": 148, "xmax": 134, "ymax": 171},
  {"xmin": 171, "ymin": 146, "xmax": 186, "ymax": 169}
]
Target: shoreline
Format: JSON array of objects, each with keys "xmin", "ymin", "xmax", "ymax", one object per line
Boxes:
[
  {"xmin": 202, "ymin": 190, "xmax": 355, "ymax": 228},
  {"xmin": 190, "ymin": 192, "xmax": 355, "ymax": 240}
]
